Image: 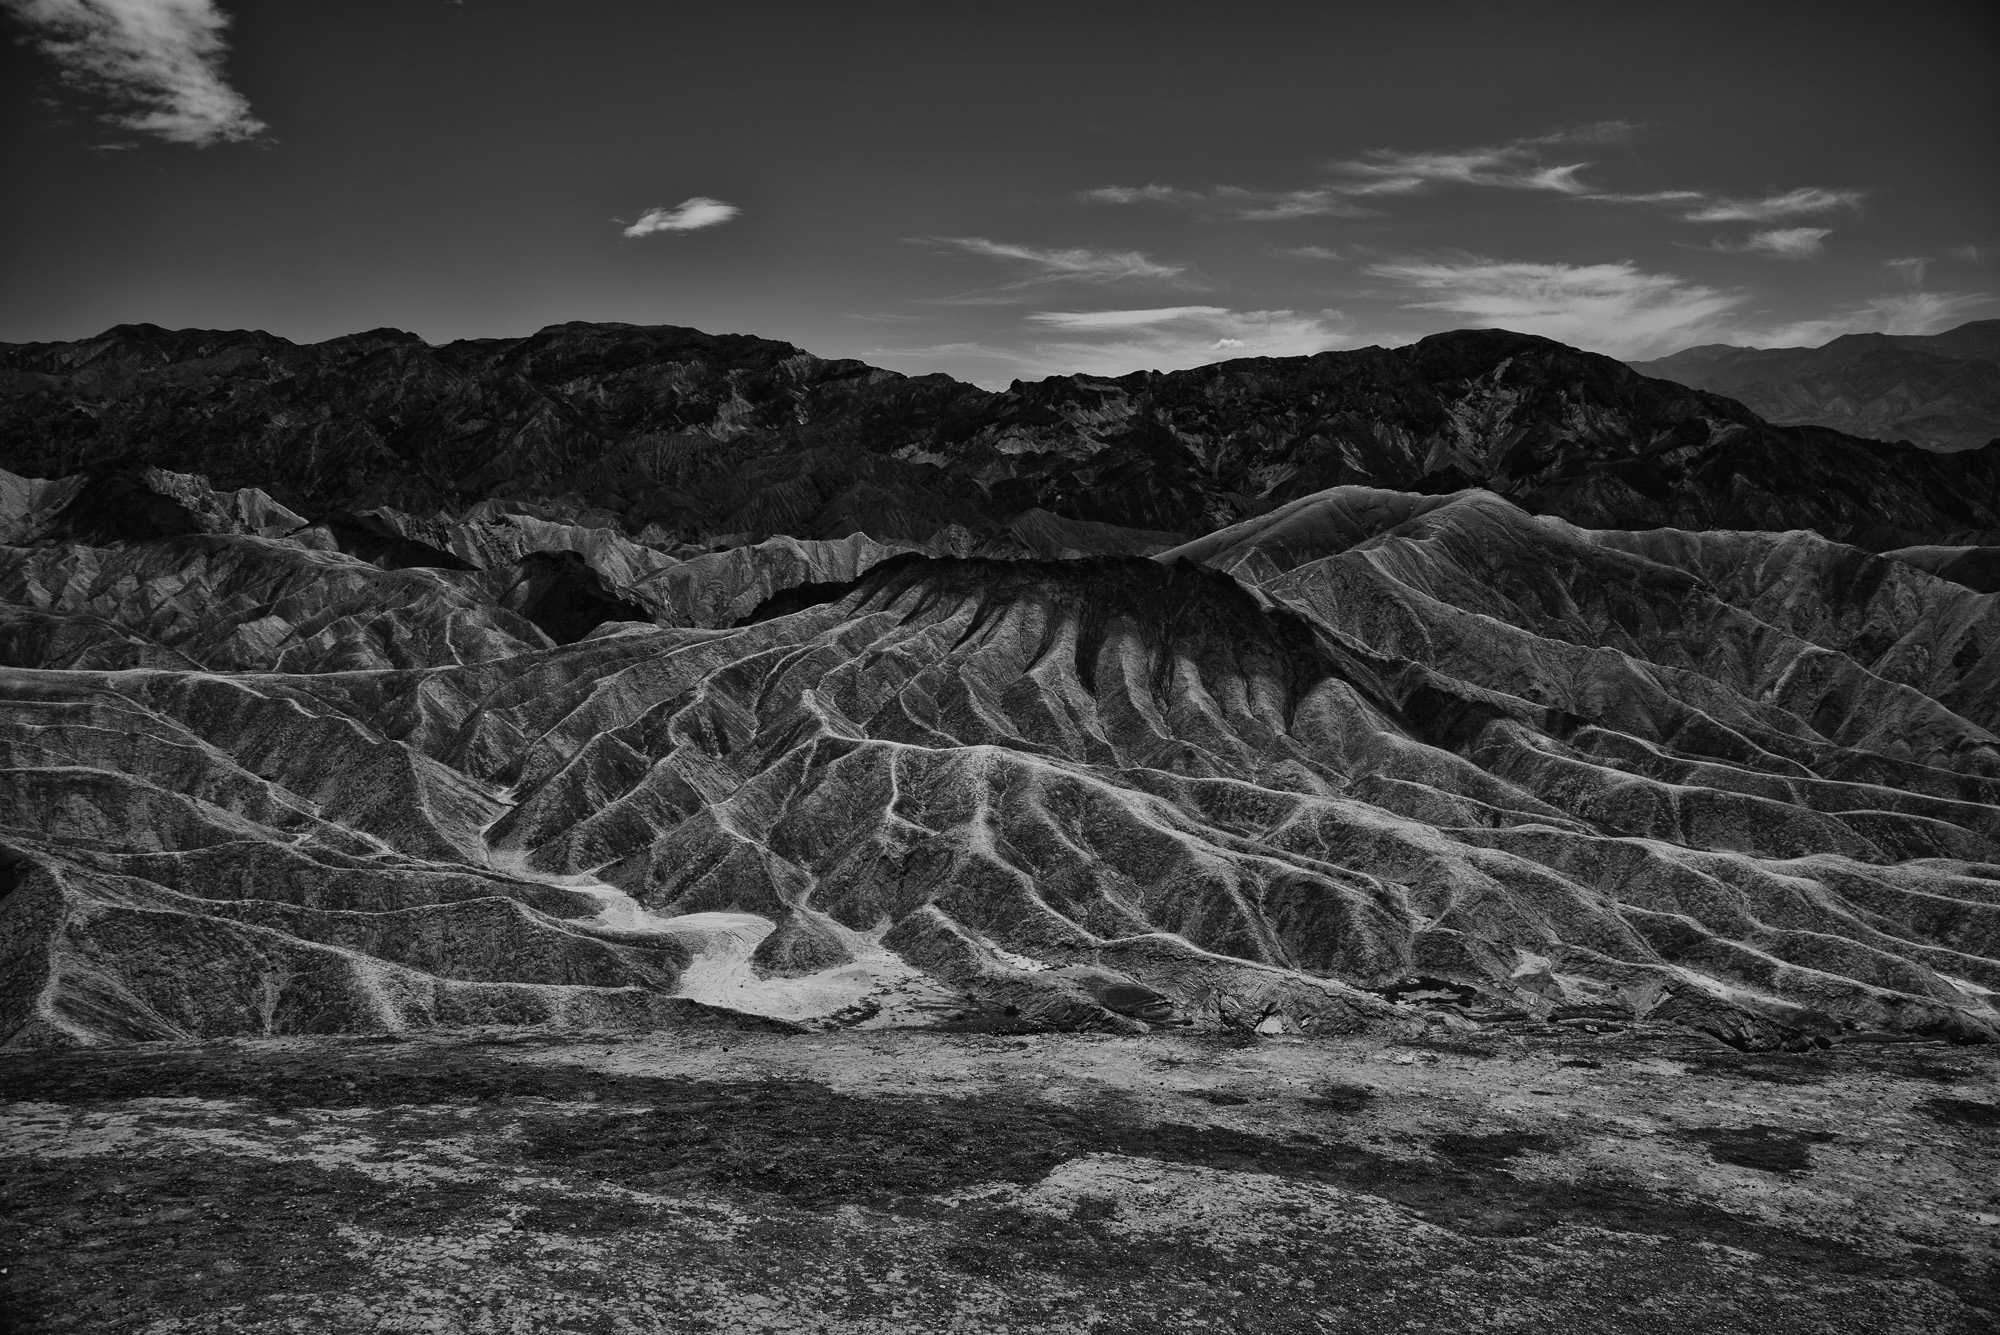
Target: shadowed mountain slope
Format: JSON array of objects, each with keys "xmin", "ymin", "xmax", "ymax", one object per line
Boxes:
[
  {"xmin": 1631, "ymin": 319, "xmax": 2000, "ymax": 452},
  {"xmin": 6, "ymin": 322, "xmax": 1999, "ymax": 551}
]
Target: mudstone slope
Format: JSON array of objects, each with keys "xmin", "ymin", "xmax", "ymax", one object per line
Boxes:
[{"xmin": 1, "ymin": 327, "xmax": 1998, "ymax": 1054}]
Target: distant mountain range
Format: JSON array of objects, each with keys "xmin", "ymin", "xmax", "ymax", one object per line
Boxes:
[
  {"xmin": 1630, "ymin": 319, "xmax": 2000, "ymax": 452},
  {"xmin": 4, "ymin": 321, "xmax": 1999, "ymax": 552}
]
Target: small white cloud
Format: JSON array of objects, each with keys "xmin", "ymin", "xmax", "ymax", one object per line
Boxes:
[
  {"xmin": 621, "ymin": 197, "xmax": 740, "ymax": 237},
  {"xmin": 1714, "ymin": 227, "xmax": 1832, "ymax": 260},
  {"xmin": 1367, "ymin": 257, "xmax": 1742, "ymax": 359},
  {"xmin": 1950, "ymin": 244, "xmax": 1983, "ymax": 264},
  {"xmin": 920, "ymin": 236, "xmax": 1185, "ymax": 284},
  {"xmin": 6, "ymin": 0, "xmax": 266, "ymax": 146},
  {"xmin": 1271, "ymin": 245, "xmax": 1345, "ymax": 261}
]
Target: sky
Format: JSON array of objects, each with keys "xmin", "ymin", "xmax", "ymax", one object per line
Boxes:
[{"xmin": 2, "ymin": 1, "xmax": 1996, "ymax": 387}]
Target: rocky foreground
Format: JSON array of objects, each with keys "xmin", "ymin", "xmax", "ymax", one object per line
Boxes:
[{"xmin": 1, "ymin": 1022, "xmax": 1995, "ymax": 1333}]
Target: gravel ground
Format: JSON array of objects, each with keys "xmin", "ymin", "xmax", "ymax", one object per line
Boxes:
[{"xmin": 2, "ymin": 1018, "xmax": 1996, "ymax": 1334}]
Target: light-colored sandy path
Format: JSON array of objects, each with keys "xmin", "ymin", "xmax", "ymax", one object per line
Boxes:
[{"xmin": 565, "ymin": 881, "xmax": 959, "ymax": 1026}]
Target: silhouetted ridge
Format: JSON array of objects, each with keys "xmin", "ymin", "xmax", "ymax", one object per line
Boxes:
[{"xmin": 5, "ymin": 320, "xmax": 1997, "ymax": 549}]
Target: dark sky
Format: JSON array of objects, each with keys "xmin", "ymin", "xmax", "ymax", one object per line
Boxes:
[{"xmin": 4, "ymin": 1, "xmax": 1996, "ymax": 384}]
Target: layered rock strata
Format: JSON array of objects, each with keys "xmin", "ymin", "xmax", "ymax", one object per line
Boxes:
[{"xmin": 2, "ymin": 464, "xmax": 1994, "ymax": 1050}]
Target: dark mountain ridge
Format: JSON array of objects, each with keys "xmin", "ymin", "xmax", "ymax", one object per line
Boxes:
[
  {"xmin": 5, "ymin": 321, "xmax": 1998, "ymax": 552},
  {"xmin": 4, "ymin": 321, "xmax": 2000, "ymax": 1053}
]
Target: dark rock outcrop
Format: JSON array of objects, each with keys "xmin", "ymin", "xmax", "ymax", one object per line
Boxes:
[{"xmin": 6, "ymin": 322, "xmax": 1999, "ymax": 551}]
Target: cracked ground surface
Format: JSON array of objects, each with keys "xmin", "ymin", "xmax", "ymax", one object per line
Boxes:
[{"xmin": 2, "ymin": 1021, "xmax": 1996, "ymax": 1334}]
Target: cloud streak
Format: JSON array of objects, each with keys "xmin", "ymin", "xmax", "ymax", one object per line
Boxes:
[
  {"xmin": 1026, "ymin": 306, "xmax": 1230, "ymax": 331},
  {"xmin": 1594, "ymin": 185, "xmax": 1863, "ymax": 223},
  {"xmin": 1079, "ymin": 183, "xmax": 1375, "ymax": 219},
  {"xmin": 621, "ymin": 198, "xmax": 740, "ymax": 237},
  {"xmin": 1019, "ymin": 307, "xmax": 1346, "ymax": 377},
  {"xmin": 920, "ymin": 236, "xmax": 1185, "ymax": 285},
  {"xmin": 1367, "ymin": 257, "xmax": 1742, "ymax": 359},
  {"xmin": 1714, "ymin": 227, "xmax": 1832, "ymax": 260},
  {"xmin": 1756, "ymin": 290, "xmax": 1992, "ymax": 347},
  {"xmin": 5, "ymin": 0, "xmax": 266, "ymax": 145},
  {"xmin": 1327, "ymin": 144, "xmax": 1595, "ymax": 197},
  {"xmin": 1886, "ymin": 256, "xmax": 1929, "ymax": 287},
  {"xmin": 1683, "ymin": 187, "xmax": 1864, "ymax": 223},
  {"xmin": 1081, "ymin": 125, "xmax": 1631, "ymax": 221},
  {"xmin": 1082, "ymin": 126, "xmax": 1867, "ymax": 267}
]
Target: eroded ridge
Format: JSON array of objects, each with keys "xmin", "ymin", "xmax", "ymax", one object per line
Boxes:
[{"xmin": 2, "ymin": 478, "xmax": 1996, "ymax": 1049}]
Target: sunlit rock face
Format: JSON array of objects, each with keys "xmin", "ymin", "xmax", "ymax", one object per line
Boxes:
[{"xmin": 2, "ymin": 329, "xmax": 1998, "ymax": 1052}]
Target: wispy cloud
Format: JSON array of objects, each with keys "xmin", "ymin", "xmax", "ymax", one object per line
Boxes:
[
  {"xmin": 1755, "ymin": 290, "xmax": 1992, "ymax": 346},
  {"xmin": 1328, "ymin": 146, "xmax": 1593, "ymax": 197},
  {"xmin": 1026, "ymin": 306, "xmax": 1230, "ymax": 331},
  {"xmin": 1079, "ymin": 185, "xmax": 1185, "ymax": 207},
  {"xmin": 1080, "ymin": 183, "xmax": 1374, "ymax": 219},
  {"xmin": 5, "ymin": 0, "xmax": 266, "ymax": 145},
  {"xmin": 1950, "ymin": 244, "xmax": 1984, "ymax": 264},
  {"xmin": 1328, "ymin": 124, "xmax": 1636, "ymax": 197},
  {"xmin": 1596, "ymin": 185, "xmax": 1864, "ymax": 223},
  {"xmin": 1886, "ymin": 256, "xmax": 1929, "ymax": 287},
  {"xmin": 620, "ymin": 197, "xmax": 740, "ymax": 237},
  {"xmin": 1270, "ymin": 245, "xmax": 1346, "ymax": 261},
  {"xmin": 1215, "ymin": 187, "xmax": 1377, "ymax": 219},
  {"xmin": 918, "ymin": 236, "xmax": 1186, "ymax": 285},
  {"xmin": 1017, "ymin": 307, "xmax": 1347, "ymax": 377},
  {"xmin": 1713, "ymin": 227, "xmax": 1832, "ymax": 260},
  {"xmin": 1366, "ymin": 257, "xmax": 1741, "ymax": 359},
  {"xmin": 1081, "ymin": 124, "xmax": 1633, "ymax": 221},
  {"xmin": 1683, "ymin": 187, "xmax": 1863, "ymax": 223}
]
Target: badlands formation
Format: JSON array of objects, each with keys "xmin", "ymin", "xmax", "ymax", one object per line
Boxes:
[
  {"xmin": 5, "ymin": 322, "xmax": 2000, "ymax": 1334},
  {"xmin": 0, "ymin": 322, "xmax": 1997, "ymax": 1054}
]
